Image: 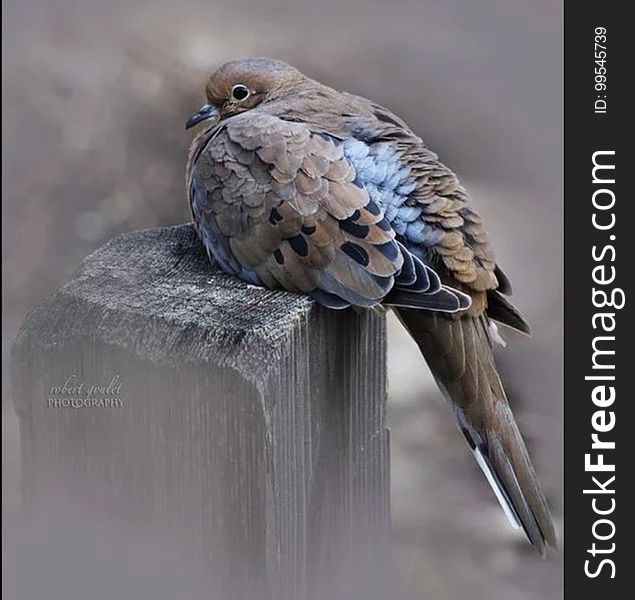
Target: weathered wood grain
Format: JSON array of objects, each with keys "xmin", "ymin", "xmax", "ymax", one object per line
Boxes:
[{"xmin": 11, "ymin": 224, "xmax": 391, "ymax": 600}]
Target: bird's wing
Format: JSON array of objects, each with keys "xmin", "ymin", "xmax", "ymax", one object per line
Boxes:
[
  {"xmin": 189, "ymin": 114, "xmax": 469, "ymax": 311},
  {"xmin": 330, "ymin": 101, "xmax": 528, "ymax": 330},
  {"xmin": 403, "ymin": 159, "xmax": 531, "ymax": 331}
]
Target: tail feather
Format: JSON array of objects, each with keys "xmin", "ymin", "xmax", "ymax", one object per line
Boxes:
[
  {"xmin": 471, "ymin": 443, "xmax": 522, "ymax": 530},
  {"xmin": 487, "ymin": 289, "xmax": 531, "ymax": 335},
  {"xmin": 396, "ymin": 308, "xmax": 557, "ymax": 555}
]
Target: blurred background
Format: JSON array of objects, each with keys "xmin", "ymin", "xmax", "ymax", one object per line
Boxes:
[{"xmin": 2, "ymin": 0, "xmax": 562, "ymax": 598}]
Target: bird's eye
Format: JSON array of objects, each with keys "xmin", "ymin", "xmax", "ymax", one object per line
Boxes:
[{"xmin": 230, "ymin": 84, "xmax": 251, "ymax": 102}]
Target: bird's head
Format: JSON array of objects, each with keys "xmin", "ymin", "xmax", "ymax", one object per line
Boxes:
[{"xmin": 186, "ymin": 58, "xmax": 305, "ymax": 130}]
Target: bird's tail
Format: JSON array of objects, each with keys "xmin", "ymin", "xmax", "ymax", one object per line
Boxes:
[{"xmin": 396, "ymin": 308, "xmax": 557, "ymax": 556}]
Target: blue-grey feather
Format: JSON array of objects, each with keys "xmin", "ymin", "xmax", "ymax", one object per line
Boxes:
[
  {"xmin": 397, "ymin": 205, "xmax": 422, "ymax": 223},
  {"xmin": 395, "ymin": 246, "xmax": 416, "ymax": 286},
  {"xmin": 191, "ymin": 179, "xmax": 262, "ymax": 285},
  {"xmin": 310, "ymin": 289, "xmax": 351, "ymax": 309},
  {"xmin": 376, "ymin": 241, "xmax": 400, "ymax": 261},
  {"xmin": 341, "ymin": 138, "xmax": 438, "ymax": 258},
  {"xmin": 318, "ymin": 270, "xmax": 380, "ymax": 308}
]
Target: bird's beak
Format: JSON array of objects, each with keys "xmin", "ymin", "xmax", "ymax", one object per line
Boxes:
[{"xmin": 185, "ymin": 104, "xmax": 218, "ymax": 130}]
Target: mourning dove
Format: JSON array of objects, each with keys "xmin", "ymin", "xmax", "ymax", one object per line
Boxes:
[{"xmin": 186, "ymin": 58, "xmax": 556, "ymax": 555}]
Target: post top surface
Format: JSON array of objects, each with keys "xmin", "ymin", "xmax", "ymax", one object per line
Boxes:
[{"xmin": 13, "ymin": 224, "xmax": 315, "ymax": 386}]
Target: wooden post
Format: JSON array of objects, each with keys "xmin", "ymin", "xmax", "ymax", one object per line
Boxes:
[{"xmin": 10, "ymin": 224, "xmax": 391, "ymax": 600}]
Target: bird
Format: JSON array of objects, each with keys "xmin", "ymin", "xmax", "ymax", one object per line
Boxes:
[{"xmin": 185, "ymin": 57, "xmax": 557, "ymax": 555}]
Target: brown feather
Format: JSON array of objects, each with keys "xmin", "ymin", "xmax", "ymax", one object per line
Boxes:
[{"xmin": 396, "ymin": 308, "xmax": 557, "ymax": 555}]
